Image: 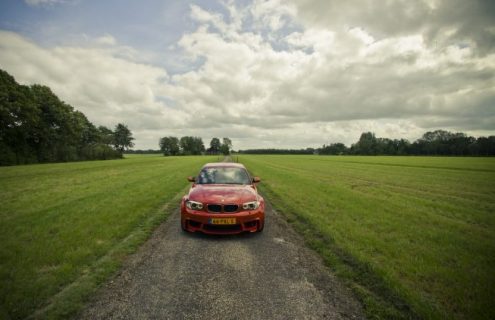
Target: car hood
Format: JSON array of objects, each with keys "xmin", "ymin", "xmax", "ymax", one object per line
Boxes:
[{"xmin": 188, "ymin": 184, "xmax": 257, "ymax": 204}]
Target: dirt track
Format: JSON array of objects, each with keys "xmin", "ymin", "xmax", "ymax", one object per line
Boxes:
[{"xmin": 77, "ymin": 199, "xmax": 364, "ymax": 320}]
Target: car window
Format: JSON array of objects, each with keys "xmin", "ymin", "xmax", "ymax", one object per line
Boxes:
[{"xmin": 197, "ymin": 167, "xmax": 251, "ymax": 185}]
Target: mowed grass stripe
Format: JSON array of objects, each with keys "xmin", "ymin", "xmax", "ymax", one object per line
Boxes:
[
  {"xmin": 303, "ymin": 155, "xmax": 495, "ymax": 172},
  {"xmin": 0, "ymin": 155, "xmax": 216, "ymax": 319},
  {"xmin": 266, "ymin": 157, "xmax": 494, "ymax": 227},
  {"xmin": 240, "ymin": 155, "xmax": 495, "ymax": 320}
]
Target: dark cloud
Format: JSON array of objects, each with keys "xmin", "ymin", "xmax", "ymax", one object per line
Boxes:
[{"xmin": 294, "ymin": 0, "xmax": 495, "ymax": 55}]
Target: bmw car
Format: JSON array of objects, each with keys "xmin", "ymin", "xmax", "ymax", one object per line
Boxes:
[{"xmin": 181, "ymin": 162, "xmax": 265, "ymax": 234}]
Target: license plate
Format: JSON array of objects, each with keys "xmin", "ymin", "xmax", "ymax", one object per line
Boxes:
[{"xmin": 209, "ymin": 218, "xmax": 236, "ymax": 225}]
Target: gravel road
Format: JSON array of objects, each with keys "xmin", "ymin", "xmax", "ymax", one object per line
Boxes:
[{"xmin": 77, "ymin": 199, "xmax": 365, "ymax": 320}]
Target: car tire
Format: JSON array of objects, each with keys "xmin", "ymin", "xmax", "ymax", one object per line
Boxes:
[{"xmin": 257, "ymin": 222, "xmax": 264, "ymax": 233}]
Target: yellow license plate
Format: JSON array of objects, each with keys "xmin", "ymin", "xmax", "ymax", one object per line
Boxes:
[{"xmin": 209, "ymin": 218, "xmax": 236, "ymax": 225}]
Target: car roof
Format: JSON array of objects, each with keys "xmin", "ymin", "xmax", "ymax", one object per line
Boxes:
[{"xmin": 202, "ymin": 162, "xmax": 246, "ymax": 169}]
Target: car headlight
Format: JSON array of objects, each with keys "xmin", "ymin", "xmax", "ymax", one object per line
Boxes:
[
  {"xmin": 186, "ymin": 200, "xmax": 203, "ymax": 210},
  {"xmin": 242, "ymin": 201, "xmax": 260, "ymax": 210}
]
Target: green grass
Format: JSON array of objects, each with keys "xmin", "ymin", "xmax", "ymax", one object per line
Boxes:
[
  {"xmin": 0, "ymin": 155, "xmax": 216, "ymax": 319},
  {"xmin": 240, "ymin": 155, "xmax": 495, "ymax": 320}
]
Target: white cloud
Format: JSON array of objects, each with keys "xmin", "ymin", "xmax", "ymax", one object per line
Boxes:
[
  {"xmin": 167, "ymin": 3, "xmax": 495, "ymax": 131},
  {"xmin": 0, "ymin": 31, "xmax": 188, "ymax": 137},
  {"xmin": 1, "ymin": 0, "xmax": 494, "ymax": 150},
  {"xmin": 95, "ymin": 34, "xmax": 117, "ymax": 46},
  {"xmin": 250, "ymin": 0, "xmax": 296, "ymax": 31},
  {"xmin": 25, "ymin": 0, "xmax": 66, "ymax": 6},
  {"xmin": 291, "ymin": 0, "xmax": 495, "ymax": 55}
]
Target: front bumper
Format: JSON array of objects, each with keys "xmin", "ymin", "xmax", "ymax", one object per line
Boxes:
[{"xmin": 181, "ymin": 208, "xmax": 264, "ymax": 234}]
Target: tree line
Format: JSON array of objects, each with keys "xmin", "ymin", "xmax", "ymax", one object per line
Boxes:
[
  {"xmin": 238, "ymin": 148, "xmax": 315, "ymax": 155},
  {"xmin": 0, "ymin": 69, "xmax": 134, "ymax": 166},
  {"xmin": 159, "ymin": 136, "xmax": 232, "ymax": 156},
  {"xmin": 239, "ymin": 130, "xmax": 495, "ymax": 156}
]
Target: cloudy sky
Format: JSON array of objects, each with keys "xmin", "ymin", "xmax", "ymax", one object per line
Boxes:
[{"xmin": 0, "ymin": 0, "xmax": 494, "ymax": 150}]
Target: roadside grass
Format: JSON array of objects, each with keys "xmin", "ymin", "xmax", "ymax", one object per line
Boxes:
[
  {"xmin": 241, "ymin": 155, "xmax": 495, "ymax": 320},
  {"xmin": 0, "ymin": 155, "xmax": 215, "ymax": 319}
]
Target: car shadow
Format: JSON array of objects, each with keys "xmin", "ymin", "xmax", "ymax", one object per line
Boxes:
[{"xmin": 180, "ymin": 229, "xmax": 262, "ymax": 242}]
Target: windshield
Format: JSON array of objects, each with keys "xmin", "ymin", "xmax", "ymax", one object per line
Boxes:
[{"xmin": 197, "ymin": 167, "xmax": 251, "ymax": 185}]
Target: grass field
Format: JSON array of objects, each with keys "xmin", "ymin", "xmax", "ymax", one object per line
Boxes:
[
  {"xmin": 240, "ymin": 155, "xmax": 495, "ymax": 320},
  {"xmin": 0, "ymin": 155, "xmax": 217, "ymax": 319}
]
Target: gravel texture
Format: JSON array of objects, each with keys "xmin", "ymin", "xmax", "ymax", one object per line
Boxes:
[{"xmin": 76, "ymin": 199, "xmax": 365, "ymax": 320}]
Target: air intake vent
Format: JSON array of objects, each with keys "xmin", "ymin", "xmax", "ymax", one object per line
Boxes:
[
  {"xmin": 206, "ymin": 204, "xmax": 239, "ymax": 213},
  {"xmin": 207, "ymin": 204, "xmax": 222, "ymax": 212},
  {"xmin": 224, "ymin": 204, "xmax": 239, "ymax": 212}
]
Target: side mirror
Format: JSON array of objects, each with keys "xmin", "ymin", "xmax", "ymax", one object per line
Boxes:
[
  {"xmin": 252, "ymin": 177, "xmax": 261, "ymax": 183},
  {"xmin": 187, "ymin": 176, "xmax": 195, "ymax": 182}
]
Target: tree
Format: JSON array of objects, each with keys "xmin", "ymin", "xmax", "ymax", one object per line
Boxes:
[
  {"xmin": 209, "ymin": 137, "xmax": 221, "ymax": 154},
  {"xmin": 179, "ymin": 136, "xmax": 205, "ymax": 155},
  {"xmin": 411, "ymin": 130, "xmax": 479, "ymax": 155},
  {"xmin": 113, "ymin": 123, "xmax": 134, "ymax": 152},
  {"xmin": 396, "ymin": 139, "xmax": 411, "ymax": 155},
  {"xmin": 159, "ymin": 136, "xmax": 180, "ymax": 156},
  {"xmin": 351, "ymin": 132, "xmax": 377, "ymax": 155},
  {"xmin": 320, "ymin": 143, "xmax": 348, "ymax": 155},
  {"xmin": 473, "ymin": 136, "xmax": 495, "ymax": 155},
  {"xmin": 0, "ymin": 69, "xmax": 122, "ymax": 165},
  {"xmin": 220, "ymin": 137, "xmax": 232, "ymax": 155},
  {"xmin": 0, "ymin": 70, "xmax": 39, "ymax": 164},
  {"xmin": 98, "ymin": 126, "xmax": 114, "ymax": 145}
]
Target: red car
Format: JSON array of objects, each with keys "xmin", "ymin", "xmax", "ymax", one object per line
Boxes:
[{"xmin": 181, "ymin": 162, "xmax": 265, "ymax": 234}]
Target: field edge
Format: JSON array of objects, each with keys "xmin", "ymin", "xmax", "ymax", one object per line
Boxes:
[
  {"xmin": 258, "ymin": 184, "xmax": 428, "ymax": 320},
  {"xmin": 28, "ymin": 187, "xmax": 188, "ymax": 320}
]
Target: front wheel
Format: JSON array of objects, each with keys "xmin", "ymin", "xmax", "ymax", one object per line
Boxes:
[{"xmin": 257, "ymin": 222, "xmax": 264, "ymax": 233}]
